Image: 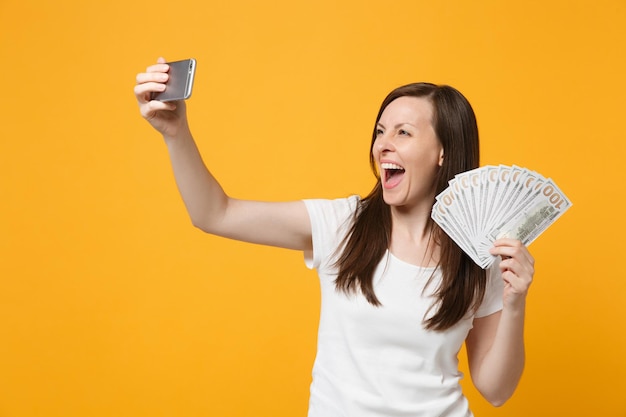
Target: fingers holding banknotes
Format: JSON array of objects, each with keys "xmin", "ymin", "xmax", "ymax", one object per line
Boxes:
[
  {"xmin": 490, "ymin": 239, "xmax": 534, "ymax": 308},
  {"xmin": 134, "ymin": 57, "xmax": 189, "ymax": 138}
]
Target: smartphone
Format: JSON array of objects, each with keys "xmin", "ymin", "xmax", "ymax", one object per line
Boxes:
[{"xmin": 152, "ymin": 58, "xmax": 196, "ymax": 102}]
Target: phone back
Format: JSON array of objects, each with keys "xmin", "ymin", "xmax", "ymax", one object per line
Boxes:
[{"xmin": 152, "ymin": 58, "xmax": 196, "ymax": 102}]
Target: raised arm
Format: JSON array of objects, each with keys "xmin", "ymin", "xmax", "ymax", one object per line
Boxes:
[
  {"xmin": 464, "ymin": 239, "xmax": 535, "ymax": 406},
  {"xmin": 134, "ymin": 58, "xmax": 312, "ymax": 251}
]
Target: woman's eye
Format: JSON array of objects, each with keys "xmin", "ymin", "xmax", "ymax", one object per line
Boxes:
[
  {"xmin": 375, "ymin": 129, "xmax": 384, "ymax": 136},
  {"xmin": 399, "ymin": 129, "xmax": 410, "ymax": 136}
]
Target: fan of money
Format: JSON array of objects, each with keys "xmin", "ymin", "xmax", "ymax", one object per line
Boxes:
[{"xmin": 431, "ymin": 165, "xmax": 572, "ymax": 269}]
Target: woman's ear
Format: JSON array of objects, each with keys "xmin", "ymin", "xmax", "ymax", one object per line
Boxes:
[{"xmin": 438, "ymin": 149, "xmax": 444, "ymax": 166}]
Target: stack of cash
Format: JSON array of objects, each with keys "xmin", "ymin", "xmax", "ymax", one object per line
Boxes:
[{"xmin": 431, "ymin": 165, "xmax": 572, "ymax": 269}]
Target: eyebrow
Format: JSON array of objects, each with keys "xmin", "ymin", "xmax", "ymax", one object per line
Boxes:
[{"xmin": 376, "ymin": 122, "xmax": 418, "ymax": 129}]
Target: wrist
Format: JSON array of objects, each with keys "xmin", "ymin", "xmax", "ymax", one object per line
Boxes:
[
  {"xmin": 163, "ymin": 125, "xmax": 192, "ymax": 144},
  {"xmin": 502, "ymin": 297, "xmax": 527, "ymax": 318}
]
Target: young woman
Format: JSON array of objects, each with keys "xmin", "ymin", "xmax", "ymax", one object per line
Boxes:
[{"xmin": 134, "ymin": 58, "xmax": 535, "ymax": 416}]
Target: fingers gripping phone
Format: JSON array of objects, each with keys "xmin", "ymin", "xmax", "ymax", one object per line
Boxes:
[{"xmin": 152, "ymin": 58, "xmax": 196, "ymax": 102}]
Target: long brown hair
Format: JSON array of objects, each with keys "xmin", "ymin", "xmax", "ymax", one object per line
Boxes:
[{"xmin": 334, "ymin": 82, "xmax": 486, "ymax": 331}]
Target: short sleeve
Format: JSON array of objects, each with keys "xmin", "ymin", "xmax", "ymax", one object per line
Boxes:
[
  {"xmin": 302, "ymin": 196, "xmax": 360, "ymax": 271},
  {"xmin": 474, "ymin": 262, "xmax": 504, "ymax": 318}
]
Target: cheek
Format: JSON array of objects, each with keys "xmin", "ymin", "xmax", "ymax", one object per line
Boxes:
[
  {"xmin": 370, "ymin": 142, "xmax": 383, "ymax": 162},
  {"xmin": 371, "ymin": 139, "xmax": 381, "ymax": 154},
  {"xmin": 415, "ymin": 148, "xmax": 441, "ymax": 165},
  {"xmin": 369, "ymin": 151, "xmax": 381, "ymax": 175}
]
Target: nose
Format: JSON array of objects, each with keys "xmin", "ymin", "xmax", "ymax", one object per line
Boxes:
[{"xmin": 375, "ymin": 131, "xmax": 395, "ymax": 154}]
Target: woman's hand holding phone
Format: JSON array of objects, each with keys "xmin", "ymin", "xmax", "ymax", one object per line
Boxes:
[{"xmin": 134, "ymin": 57, "xmax": 192, "ymax": 139}]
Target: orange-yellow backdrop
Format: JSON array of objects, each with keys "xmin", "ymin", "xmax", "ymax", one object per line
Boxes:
[{"xmin": 1, "ymin": 0, "xmax": 625, "ymax": 416}]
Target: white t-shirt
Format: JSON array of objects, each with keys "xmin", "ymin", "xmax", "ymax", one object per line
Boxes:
[{"xmin": 303, "ymin": 196, "xmax": 503, "ymax": 417}]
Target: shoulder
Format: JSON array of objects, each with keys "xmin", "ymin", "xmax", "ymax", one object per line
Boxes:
[
  {"xmin": 303, "ymin": 195, "xmax": 360, "ymax": 225},
  {"xmin": 303, "ymin": 195, "xmax": 360, "ymax": 270},
  {"xmin": 474, "ymin": 263, "xmax": 504, "ymax": 318}
]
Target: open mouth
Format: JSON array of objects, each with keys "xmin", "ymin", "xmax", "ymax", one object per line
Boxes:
[{"xmin": 381, "ymin": 162, "xmax": 405, "ymax": 185}]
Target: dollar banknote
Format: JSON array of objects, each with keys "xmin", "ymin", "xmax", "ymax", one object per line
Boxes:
[{"xmin": 432, "ymin": 165, "xmax": 572, "ymax": 269}]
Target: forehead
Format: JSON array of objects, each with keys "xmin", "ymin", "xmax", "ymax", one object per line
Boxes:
[{"xmin": 379, "ymin": 96, "xmax": 434, "ymax": 126}]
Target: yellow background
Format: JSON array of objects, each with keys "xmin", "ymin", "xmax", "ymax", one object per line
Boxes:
[{"xmin": 1, "ymin": 0, "xmax": 625, "ymax": 416}]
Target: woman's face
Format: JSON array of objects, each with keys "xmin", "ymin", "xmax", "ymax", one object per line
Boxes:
[{"xmin": 372, "ymin": 96, "xmax": 443, "ymax": 210}]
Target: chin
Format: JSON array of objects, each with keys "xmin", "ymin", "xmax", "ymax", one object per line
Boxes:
[{"xmin": 382, "ymin": 194, "xmax": 405, "ymax": 208}]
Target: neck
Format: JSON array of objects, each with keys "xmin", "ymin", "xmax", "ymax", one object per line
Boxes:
[
  {"xmin": 389, "ymin": 195, "xmax": 436, "ymax": 239},
  {"xmin": 388, "ymin": 204, "xmax": 440, "ymax": 267}
]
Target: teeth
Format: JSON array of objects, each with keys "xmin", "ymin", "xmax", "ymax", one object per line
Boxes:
[{"xmin": 381, "ymin": 162, "xmax": 404, "ymax": 170}]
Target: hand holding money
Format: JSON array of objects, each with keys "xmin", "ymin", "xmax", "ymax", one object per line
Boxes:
[{"xmin": 431, "ymin": 165, "xmax": 572, "ymax": 269}]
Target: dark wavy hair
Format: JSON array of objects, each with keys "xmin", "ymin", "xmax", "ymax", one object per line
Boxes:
[{"xmin": 334, "ymin": 82, "xmax": 486, "ymax": 331}]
